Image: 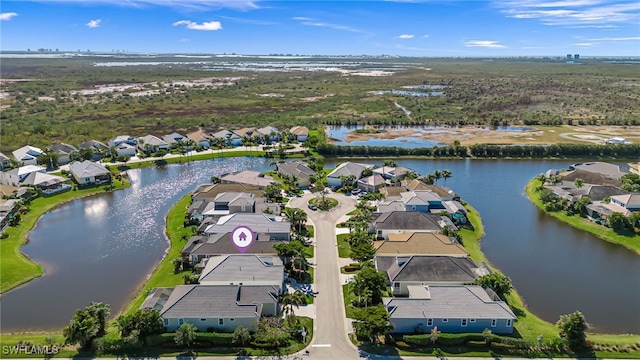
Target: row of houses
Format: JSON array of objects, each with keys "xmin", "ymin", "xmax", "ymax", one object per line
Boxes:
[
  {"xmin": 544, "ymin": 162, "xmax": 639, "ymax": 220},
  {"xmin": 141, "ymin": 171, "xmax": 298, "ymax": 332},
  {"xmin": 338, "ymin": 168, "xmax": 517, "ymax": 335}
]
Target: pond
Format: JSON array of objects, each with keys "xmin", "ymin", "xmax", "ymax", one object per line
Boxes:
[{"xmin": 0, "ymin": 158, "xmax": 272, "ymax": 331}]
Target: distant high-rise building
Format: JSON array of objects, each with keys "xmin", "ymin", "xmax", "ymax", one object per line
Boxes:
[
  {"xmin": 567, "ymin": 54, "xmax": 573, "ymax": 60},
  {"xmin": 574, "ymin": 54, "xmax": 580, "ymax": 60}
]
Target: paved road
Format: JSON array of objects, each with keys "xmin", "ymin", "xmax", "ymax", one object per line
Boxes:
[{"xmin": 288, "ymin": 192, "xmax": 361, "ymax": 359}]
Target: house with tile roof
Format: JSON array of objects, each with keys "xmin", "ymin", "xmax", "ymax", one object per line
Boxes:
[
  {"xmin": 182, "ymin": 232, "xmax": 282, "ymax": 265},
  {"xmin": 187, "ymin": 129, "xmax": 212, "ymax": 149},
  {"xmin": 137, "ymin": 135, "xmax": 169, "ymax": 153},
  {"xmin": 384, "ymin": 285, "xmax": 516, "ymax": 334},
  {"xmin": 357, "ymin": 174, "xmax": 386, "ymax": 193},
  {"xmin": 256, "ymin": 126, "xmax": 280, "ymax": 142},
  {"xmin": 201, "ymin": 192, "xmax": 256, "ymax": 220},
  {"xmin": 569, "ymin": 162, "xmax": 628, "ymax": 180},
  {"xmin": 289, "ymin": 126, "xmax": 309, "ymax": 142},
  {"xmin": 211, "ymin": 129, "xmax": 242, "ymax": 146},
  {"xmin": 373, "ymin": 232, "xmax": 468, "ymax": 257},
  {"xmin": 610, "ymin": 194, "xmax": 640, "ymax": 212},
  {"xmin": 371, "ymin": 211, "xmax": 450, "ymax": 240},
  {"xmin": 21, "ymin": 172, "xmax": 71, "ymax": 195},
  {"xmin": 162, "ymin": 132, "xmax": 187, "ymax": 147},
  {"xmin": 141, "ymin": 285, "xmax": 279, "ymax": 332},
  {"xmin": 277, "ymin": 161, "xmax": 316, "ymax": 188},
  {"xmin": 108, "ymin": 135, "xmax": 137, "ymax": 148},
  {"xmin": 326, "ymin": 162, "xmax": 374, "ymax": 188},
  {"xmin": 69, "ymin": 160, "xmax": 111, "ymax": 186},
  {"xmin": 50, "ymin": 143, "xmax": 78, "ymax": 165},
  {"xmin": 402, "ymin": 179, "xmax": 459, "ymax": 200},
  {"xmin": 220, "ymin": 170, "xmax": 276, "ymax": 188},
  {"xmin": 78, "ymin": 140, "xmax": 109, "ymax": 160},
  {"xmin": 114, "ymin": 142, "xmax": 137, "ymax": 157},
  {"xmin": 203, "ymin": 213, "xmax": 290, "ymax": 240},
  {"xmin": 375, "ymin": 256, "xmax": 490, "ymax": 295},
  {"xmin": 373, "ymin": 166, "xmax": 415, "ymax": 181},
  {"xmin": 1, "ymin": 165, "xmax": 46, "ymax": 187}
]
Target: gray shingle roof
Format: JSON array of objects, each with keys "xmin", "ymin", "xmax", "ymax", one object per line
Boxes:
[
  {"xmin": 199, "ymin": 254, "xmax": 283, "ymax": 284},
  {"xmin": 204, "ymin": 213, "xmax": 289, "ymax": 235},
  {"xmin": 570, "ymin": 162, "xmax": 628, "ymax": 180},
  {"xmin": 277, "ymin": 161, "xmax": 316, "ymax": 179},
  {"xmin": 70, "ymin": 160, "xmax": 110, "ymax": 178},
  {"xmin": 188, "ymin": 233, "xmax": 282, "ymax": 257},
  {"xmin": 221, "ymin": 170, "xmax": 275, "ymax": 188},
  {"xmin": 327, "ymin": 162, "xmax": 373, "ymax": 179},
  {"xmin": 51, "ymin": 142, "xmax": 78, "ymax": 155},
  {"xmin": 373, "ymin": 211, "xmax": 442, "ymax": 231},
  {"xmin": 147, "ymin": 285, "xmax": 278, "ymax": 318},
  {"xmin": 379, "ymin": 256, "xmax": 488, "ymax": 282},
  {"xmin": 385, "ymin": 285, "xmax": 515, "ymax": 320}
]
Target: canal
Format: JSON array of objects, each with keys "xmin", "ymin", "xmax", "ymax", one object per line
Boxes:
[{"xmin": 1, "ymin": 157, "xmax": 638, "ymax": 333}]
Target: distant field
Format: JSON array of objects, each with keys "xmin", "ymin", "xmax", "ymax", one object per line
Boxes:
[{"xmin": 1, "ymin": 56, "xmax": 638, "ymax": 152}]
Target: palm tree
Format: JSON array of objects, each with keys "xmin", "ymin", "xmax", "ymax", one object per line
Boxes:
[
  {"xmin": 433, "ymin": 170, "xmax": 442, "ymax": 186},
  {"xmin": 283, "ymin": 207, "xmax": 307, "ymax": 234},
  {"xmin": 574, "ymin": 178, "xmax": 584, "ymax": 188},
  {"xmin": 441, "ymin": 170, "xmax": 452, "ymax": 187}
]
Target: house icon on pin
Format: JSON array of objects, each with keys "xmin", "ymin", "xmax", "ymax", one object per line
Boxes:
[{"xmin": 238, "ymin": 232, "xmax": 247, "ymax": 242}]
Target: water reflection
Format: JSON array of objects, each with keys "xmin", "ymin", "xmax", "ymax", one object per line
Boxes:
[{"xmin": 84, "ymin": 197, "xmax": 109, "ymax": 225}]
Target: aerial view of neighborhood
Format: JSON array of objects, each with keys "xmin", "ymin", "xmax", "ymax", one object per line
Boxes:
[{"xmin": 0, "ymin": 1, "xmax": 639, "ymax": 359}]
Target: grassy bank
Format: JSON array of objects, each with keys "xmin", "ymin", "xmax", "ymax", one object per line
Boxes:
[
  {"xmin": 525, "ymin": 178, "xmax": 640, "ymax": 254},
  {"xmin": 0, "ymin": 180, "xmax": 130, "ymax": 293},
  {"xmin": 115, "ymin": 149, "xmax": 269, "ymax": 170}
]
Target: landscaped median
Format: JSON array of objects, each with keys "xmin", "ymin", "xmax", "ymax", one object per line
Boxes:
[
  {"xmin": 525, "ymin": 178, "xmax": 640, "ymax": 254},
  {"xmin": 0, "ymin": 180, "xmax": 130, "ymax": 294}
]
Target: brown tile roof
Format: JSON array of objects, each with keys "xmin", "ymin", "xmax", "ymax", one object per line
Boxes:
[
  {"xmin": 374, "ymin": 232, "xmax": 468, "ymax": 257},
  {"xmin": 192, "ymin": 183, "xmax": 264, "ymax": 201}
]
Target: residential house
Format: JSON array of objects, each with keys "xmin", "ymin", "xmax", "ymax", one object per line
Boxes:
[
  {"xmin": 12, "ymin": 145, "xmax": 44, "ymax": 166},
  {"xmin": 289, "ymin": 126, "xmax": 309, "ymax": 142},
  {"xmin": 69, "ymin": 160, "xmax": 111, "ymax": 186},
  {"xmin": 0, "ymin": 153, "xmax": 11, "ymax": 169},
  {"xmin": 357, "ymin": 174, "xmax": 386, "ymax": 193},
  {"xmin": 569, "ymin": 162, "xmax": 628, "ymax": 180},
  {"xmin": 384, "ymin": 285, "xmax": 516, "ymax": 334},
  {"xmin": 380, "ymin": 187, "xmax": 408, "ymax": 201},
  {"xmin": 211, "ymin": 130, "xmax": 242, "ymax": 147},
  {"xmin": 277, "ymin": 161, "xmax": 316, "ymax": 188},
  {"xmin": 402, "ymin": 179, "xmax": 459, "ymax": 201},
  {"xmin": 108, "ymin": 135, "xmax": 137, "ymax": 148},
  {"xmin": 610, "ymin": 194, "xmax": 640, "ymax": 212},
  {"xmin": 373, "ymin": 232, "xmax": 468, "ymax": 257},
  {"xmin": 586, "ymin": 202, "xmax": 631, "ymax": 220},
  {"xmin": 182, "ymin": 232, "xmax": 282, "ymax": 265},
  {"xmin": 373, "ymin": 166, "xmax": 415, "ymax": 181},
  {"xmin": 114, "ymin": 142, "xmax": 137, "ymax": 157},
  {"xmin": 547, "ymin": 183, "xmax": 628, "ymax": 204},
  {"xmin": 375, "ymin": 256, "xmax": 490, "ymax": 296},
  {"xmin": 326, "ymin": 162, "xmax": 374, "ymax": 188},
  {"xmin": 137, "ymin": 135, "xmax": 169, "ymax": 153},
  {"xmin": 220, "ymin": 170, "xmax": 276, "ymax": 189},
  {"xmin": 187, "ymin": 130, "xmax": 212, "ymax": 149},
  {"xmin": 201, "ymin": 192, "xmax": 255, "ymax": 221},
  {"xmin": 233, "ymin": 127, "xmax": 256, "ymax": 139},
  {"xmin": 50, "ymin": 143, "xmax": 78, "ymax": 165},
  {"xmin": 256, "ymin": 126, "xmax": 280, "ymax": 142},
  {"xmin": 399, "ymin": 190, "xmax": 446, "ymax": 213},
  {"xmin": 21, "ymin": 172, "xmax": 71, "ymax": 195},
  {"xmin": 371, "ymin": 211, "xmax": 450, "ymax": 240},
  {"xmin": 629, "ymin": 162, "xmax": 640, "ymax": 175},
  {"xmin": 1, "ymin": 165, "xmax": 46, "ymax": 187},
  {"xmin": 198, "ymin": 254, "xmax": 284, "ymax": 291},
  {"xmin": 192, "ymin": 183, "xmax": 264, "ymax": 203},
  {"xmin": 0, "ymin": 199, "xmax": 20, "ymax": 231},
  {"xmin": 162, "ymin": 132, "xmax": 187, "ymax": 147},
  {"xmin": 0, "ymin": 184, "xmax": 18, "ymax": 199},
  {"xmin": 141, "ymin": 285, "xmax": 279, "ymax": 332},
  {"xmin": 203, "ymin": 213, "xmax": 290, "ymax": 240},
  {"xmin": 78, "ymin": 140, "xmax": 109, "ymax": 160}
]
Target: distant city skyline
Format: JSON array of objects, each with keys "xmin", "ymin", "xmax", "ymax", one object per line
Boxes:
[{"xmin": 1, "ymin": 0, "xmax": 639, "ymax": 57}]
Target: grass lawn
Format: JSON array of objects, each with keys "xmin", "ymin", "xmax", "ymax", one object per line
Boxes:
[
  {"xmin": 121, "ymin": 194, "xmax": 194, "ymax": 316},
  {"xmin": 336, "ymin": 233, "xmax": 351, "ymax": 258},
  {"xmin": 526, "ymin": 178, "xmax": 640, "ymax": 254},
  {"xmin": 0, "ymin": 180, "xmax": 130, "ymax": 293},
  {"xmin": 342, "ymin": 284, "xmax": 357, "ymax": 319},
  {"xmin": 121, "ymin": 149, "xmax": 269, "ymax": 170},
  {"xmin": 310, "ymin": 196, "xmax": 338, "ymax": 210}
]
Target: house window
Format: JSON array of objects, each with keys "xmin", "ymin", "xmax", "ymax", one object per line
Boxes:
[
  {"xmin": 491, "ymin": 319, "xmax": 497, "ymax": 327},
  {"xmin": 507, "ymin": 319, "xmax": 513, "ymax": 327},
  {"xmin": 200, "ymin": 318, "xmax": 207, "ymax": 322},
  {"xmin": 229, "ymin": 318, "xmax": 235, "ymax": 322},
  {"xmin": 461, "ymin": 319, "xmax": 467, "ymax": 326},
  {"xmin": 219, "ymin": 318, "xmax": 224, "ymax": 326},
  {"xmin": 179, "ymin": 319, "xmax": 184, "ymax": 326},
  {"xmin": 85, "ymin": 177, "xmax": 91, "ymax": 183},
  {"xmin": 427, "ymin": 319, "xmax": 433, "ymax": 326},
  {"xmin": 393, "ymin": 282, "xmax": 400, "ymax": 289},
  {"xmin": 442, "ymin": 318, "xmax": 448, "ymax": 323},
  {"xmin": 470, "ymin": 319, "xmax": 476, "ymax": 323},
  {"xmin": 163, "ymin": 319, "xmax": 169, "ymax": 326}
]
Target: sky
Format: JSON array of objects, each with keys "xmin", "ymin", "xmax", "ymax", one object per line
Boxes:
[{"xmin": 0, "ymin": 0, "xmax": 639, "ymax": 56}]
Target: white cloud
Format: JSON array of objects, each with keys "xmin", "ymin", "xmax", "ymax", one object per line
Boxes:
[
  {"xmin": 397, "ymin": 34, "xmax": 415, "ymax": 39},
  {"xmin": 423, "ymin": 34, "xmax": 430, "ymax": 38},
  {"xmin": 293, "ymin": 17, "xmax": 370, "ymax": 35},
  {"xmin": 588, "ymin": 36, "xmax": 640, "ymax": 41},
  {"xmin": 86, "ymin": 19, "xmax": 101, "ymax": 28},
  {"xmin": 31, "ymin": 0, "xmax": 260, "ymax": 11},
  {"xmin": 0, "ymin": 12, "xmax": 18, "ymax": 21},
  {"xmin": 179, "ymin": 38, "xmax": 190, "ymax": 42},
  {"xmin": 173, "ymin": 20, "xmax": 222, "ymax": 31},
  {"xmin": 495, "ymin": 0, "xmax": 640, "ymax": 26},
  {"xmin": 574, "ymin": 42, "xmax": 598, "ymax": 46},
  {"xmin": 464, "ymin": 40, "xmax": 506, "ymax": 48}
]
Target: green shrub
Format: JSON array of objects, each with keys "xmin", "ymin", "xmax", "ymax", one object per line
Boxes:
[
  {"xmin": 342, "ymin": 265, "xmax": 359, "ymax": 272},
  {"xmin": 491, "ymin": 342, "xmax": 517, "ymax": 352},
  {"xmin": 196, "ymin": 332, "xmax": 234, "ymax": 346},
  {"xmin": 466, "ymin": 340, "xmax": 488, "ymax": 348},
  {"xmin": 403, "ymin": 334, "xmax": 431, "ymax": 346},
  {"xmin": 437, "ymin": 333, "xmax": 484, "ymax": 346}
]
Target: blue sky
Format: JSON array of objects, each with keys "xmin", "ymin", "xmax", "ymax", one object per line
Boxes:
[{"xmin": 1, "ymin": 0, "xmax": 639, "ymax": 56}]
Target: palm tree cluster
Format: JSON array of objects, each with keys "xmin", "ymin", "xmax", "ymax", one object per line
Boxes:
[{"xmin": 420, "ymin": 169, "xmax": 453, "ymax": 186}]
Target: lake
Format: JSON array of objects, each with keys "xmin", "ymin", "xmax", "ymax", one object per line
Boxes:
[{"xmin": 1, "ymin": 157, "xmax": 638, "ymax": 333}]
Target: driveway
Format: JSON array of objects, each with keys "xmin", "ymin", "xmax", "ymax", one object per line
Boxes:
[{"xmin": 287, "ymin": 191, "xmax": 360, "ymax": 359}]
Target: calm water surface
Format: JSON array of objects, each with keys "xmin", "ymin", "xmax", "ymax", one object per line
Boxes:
[
  {"xmin": 327, "ymin": 159, "xmax": 640, "ymax": 334},
  {"xmin": 1, "ymin": 157, "xmax": 638, "ymax": 333},
  {"xmin": 0, "ymin": 158, "xmax": 271, "ymax": 331}
]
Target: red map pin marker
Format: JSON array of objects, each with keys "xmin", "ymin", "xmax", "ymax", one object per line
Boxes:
[{"xmin": 231, "ymin": 225, "xmax": 254, "ymax": 253}]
